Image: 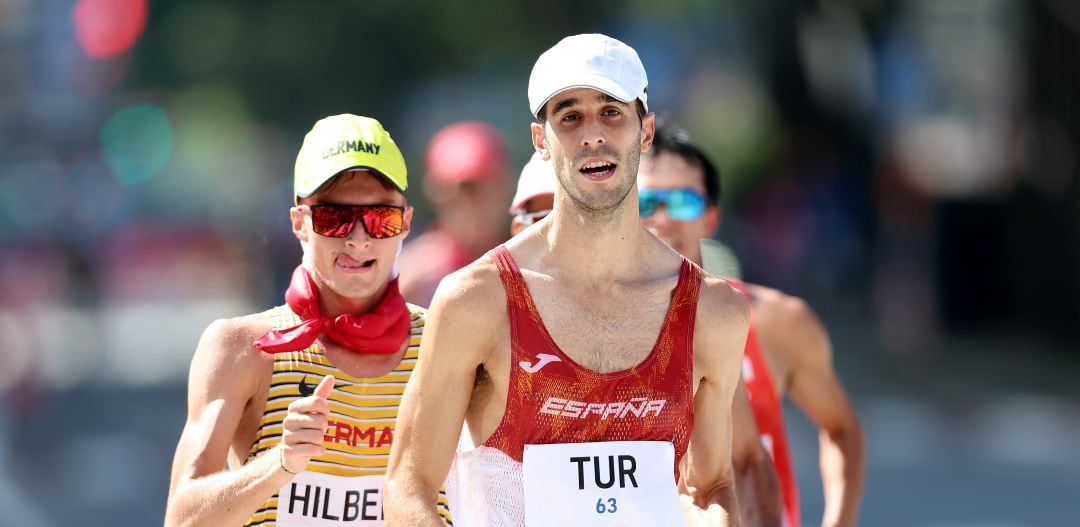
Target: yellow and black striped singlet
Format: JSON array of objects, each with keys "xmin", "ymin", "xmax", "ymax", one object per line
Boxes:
[{"xmin": 243, "ymin": 303, "xmax": 452, "ymax": 526}]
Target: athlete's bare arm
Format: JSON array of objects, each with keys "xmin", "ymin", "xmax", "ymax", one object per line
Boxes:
[
  {"xmin": 165, "ymin": 317, "xmax": 333, "ymax": 527},
  {"xmin": 678, "ymin": 277, "xmax": 750, "ymax": 527},
  {"xmin": 384, "ymin": 264, "xmax": 502, "ymax": 526},
  {"xmin": 731, "ymin": 377, "xmax": 784, "ymax": 527},
  {"xmin": 754, "ymin": 288, "xmax": 865, "ymax": 527}
]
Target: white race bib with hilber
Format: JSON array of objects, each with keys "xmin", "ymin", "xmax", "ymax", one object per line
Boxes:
[
  {"xmin": 522, "ymin": 440, "xmax": 687, "ymax": 527},
  {"xmin": 276, "ymin": 471, "xmax": 385, "ymax": 526}
]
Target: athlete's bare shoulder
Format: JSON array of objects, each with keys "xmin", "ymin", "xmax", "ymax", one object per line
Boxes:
[
  {"xmin": 698, "ymin": 273, "xmax": 751, "ymax": 332},
  {"xmin": 429, "ymin": 250, "xmax": 506, "ymax": 315},
  {"xmin": 426, "ymin": 250, "xmax": 509, "ymax": 364},
  {"xmin": 201, "ymin": 310, "xmax": 277, "ymax": 355},
  {"xmin": 188, "ymin": 311, "xmax": 277, "ymax": 392},
  {"xmin": 743, "ymin": 281, "xmax": 829, "ymax": 371},
  {"xmin": 691, "ymin": 273, "xmax": 751, "ymax": 382},
  {"xmin": 743, "ymin": 282, "xmax": 819, "ymax": 335}
]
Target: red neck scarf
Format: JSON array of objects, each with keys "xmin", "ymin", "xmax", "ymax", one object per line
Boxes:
[{"xmin": 254, "ymin": 265, "xmax": 411, "ymax": 355}]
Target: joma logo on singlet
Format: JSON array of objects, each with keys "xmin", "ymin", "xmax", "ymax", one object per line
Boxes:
[
  {"xmin": 539, "ymin": 396, "xmax": 667, "ymax": 420},
  {"xmin": 519, "ymin": 353, "xmax": 561, "ymax": 373}
]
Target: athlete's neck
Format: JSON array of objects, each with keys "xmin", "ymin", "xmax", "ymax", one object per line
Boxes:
[
  {"xmin": 321, "ymin": 337, "xmax": 408, "ymax": 378},
  {"xmin": 316, "ymin": 279, "xmax": 390, "ymax": 318},
  {"xmin": 544, "ymin": 201, "xmax": 652, "ymax": 282}
]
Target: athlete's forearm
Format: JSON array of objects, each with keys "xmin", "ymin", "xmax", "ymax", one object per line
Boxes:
[
  {"xmin": 382, "ymin": 504, "xmax": 447, "ymax": 526},
  {"xmin": 682, "ymin": 484, "xmax": 740, "ymax": 527},
  {"xmin": 165, "ymin": 446, "xmax": 294, "ymax": 527},
  {"xmin": 819, "ymin": 423, "xmax": 865, "ymax": 527},
  {"xmin": 735, "ymin": 454, "xmax": 783, "ymax": 527},
  {"xmin": 382, "ymin": 479, "xmax": 448, "ymax": 527}
]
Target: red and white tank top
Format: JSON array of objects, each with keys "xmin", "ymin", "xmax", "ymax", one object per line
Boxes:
[
  {"xmin": 444, "ymin": 245, "xmax": 701, "ymax": 526},
  {"xmin": 730, "ymin": 279, "xmax": 800, "ymax": 527}
]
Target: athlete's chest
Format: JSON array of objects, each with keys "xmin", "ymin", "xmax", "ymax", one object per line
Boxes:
[{"xmin": 523, "ymin": 276, "xmax": 678, "ymax": 373}]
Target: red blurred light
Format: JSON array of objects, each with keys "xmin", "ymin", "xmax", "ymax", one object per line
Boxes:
[{"xmin": 72, "ymin": 0, "xmax": 148, "ymax": 59}]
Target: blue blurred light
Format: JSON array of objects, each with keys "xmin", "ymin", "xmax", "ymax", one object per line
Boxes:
[{"xmin": 100, "ymin": 103, "xmax": 173, "ymax": 185}]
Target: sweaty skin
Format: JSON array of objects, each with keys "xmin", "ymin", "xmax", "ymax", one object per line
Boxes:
[
  {"xmin": 639, "ymin": 147, "xmax": 865, "ymax": 527},
  {"xmin": 511, "ymin": 149, "xmax": 782, "ymax": 527},
  {"xmin": 385, "ymin": 90, "xmax": 748, "ymax": 526},
  {"xmin": 165, "ymin": 171, "xmax": 419, "ymax": 527}
]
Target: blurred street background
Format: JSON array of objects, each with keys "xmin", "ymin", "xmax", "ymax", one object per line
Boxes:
[{"xmin": 1, "ymin": 0, "xmax": 1078, "ymax": 525}]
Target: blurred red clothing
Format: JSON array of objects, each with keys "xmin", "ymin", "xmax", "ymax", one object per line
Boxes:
[{"xmin": 397, "ymin": 224, "xmax": 474, "ymax": 307}]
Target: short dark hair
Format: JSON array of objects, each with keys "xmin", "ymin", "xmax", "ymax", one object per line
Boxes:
[
  {"xmin": 536, "ymin": 99, "xmax": 647, "ymax": 124},
  {"xmin": 645, "ymin": 123, "xmax": 721, "ymax": 205}
]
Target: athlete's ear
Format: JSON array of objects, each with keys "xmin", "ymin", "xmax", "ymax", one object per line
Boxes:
[
  {"xmin": 530, "ymin": 122, "xmax": 550, "ymax": 161},
  {"xmin": 703, "ymin": 205, "xmax": 721, "ymax": 238},
  {"xmin": 640, "ymin": 112, "xmax": 656, "ymax": 153},
  {"xmin": 290, "ymin": 206, "xmax": 309, "ymax": 243}
]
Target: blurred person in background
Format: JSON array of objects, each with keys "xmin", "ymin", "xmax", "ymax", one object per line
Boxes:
[
  {"xmin": 165, "ymin": 114, "xmax": 452, "ymax": 526},
  {"xmin": 508, "ymin": 151, "xmax": 784, "ymax": 526},
  {"xmin": 386, "ymin": 33, "xmax": 749, "ymax": 526},
  {"xmin": 638, "ymin": 123, "xmax": 865, "ymax": 527},
  {"xmin": 397, "ymin": 121, "xmax": 513, "ymax": 307},
  {"xmin": 507, "ymin": 152, "xmax": 555, "ymax": 237}
]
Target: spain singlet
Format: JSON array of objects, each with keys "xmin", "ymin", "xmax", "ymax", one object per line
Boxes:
[
  {"xmin": 445, "ymin": 245, "xmax": 699, "ymax": 526},
  {"xmin": 243, "ymin": 304, "xmax": 452, "ymax": 527},
  {"xmin": 729, "ymin": 279, "xmax": 800, "ymax": 527}
]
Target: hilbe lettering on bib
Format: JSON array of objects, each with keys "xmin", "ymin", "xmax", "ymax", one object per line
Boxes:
[
  {"xmin": 276, "ymin": 471, "xmax": 385, "ymax": 526},
  {"xmin": 523, "ymin": 441, "xmax": 687, "ymax": 527}
]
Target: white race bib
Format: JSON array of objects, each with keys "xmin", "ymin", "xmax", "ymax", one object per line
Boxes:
[
  {"xmin": 523, "ymin": 441, "xmax": 687, "ymax": 527},
  {"xmin": 276, "ymin": 471, "xmax": 385, "ymax": 526}
]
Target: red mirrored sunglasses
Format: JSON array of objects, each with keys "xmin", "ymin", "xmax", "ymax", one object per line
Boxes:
[{"xmin": 301, "ymin": 204, "xmax": 405, "ymax": 239}]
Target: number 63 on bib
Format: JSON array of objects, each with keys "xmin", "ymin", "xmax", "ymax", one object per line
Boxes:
[{"xmin": 523, "ymin": 441, "xmax": 687, "ymax": 527}]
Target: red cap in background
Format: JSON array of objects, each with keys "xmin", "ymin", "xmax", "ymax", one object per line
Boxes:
[{"xmin": 425, "ymin": 121, "xmax": 509, "ymax": 185}]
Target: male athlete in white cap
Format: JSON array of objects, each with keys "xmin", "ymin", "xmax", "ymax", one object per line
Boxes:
[
  {"xmin": 504, "ymin": 152, "xmax": 786, "ymax": 526},
  {"xmin": 386, "ymin": 34, "xmax": 750, "ymax": 526}
]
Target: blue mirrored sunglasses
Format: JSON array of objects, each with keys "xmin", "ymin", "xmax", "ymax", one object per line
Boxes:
[{"xmin": 638, "ymin": 188, "xmax": 707, "ymax": 221}]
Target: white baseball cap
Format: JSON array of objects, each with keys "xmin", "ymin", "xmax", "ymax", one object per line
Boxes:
[
  {"xmin": 528, "ymin": 33, "xmax": 649, "ymax": 118},
  {"xmin": 509, "ymin": 152, "xmax": 558, "ymax": 213}
]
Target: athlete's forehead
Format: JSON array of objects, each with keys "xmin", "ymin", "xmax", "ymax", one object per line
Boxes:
[
  {"xmin": 546, "ymin": 89, "xmax": 627, "ymax": 116},
  {"xmin": 303, "ymin": 169, "xmax": 407, "ymax": 207}
]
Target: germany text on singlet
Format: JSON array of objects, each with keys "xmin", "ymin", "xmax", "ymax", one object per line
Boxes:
[{"xmin": 243, "ymin": 304, "xmax": 452, "ymax": 527}]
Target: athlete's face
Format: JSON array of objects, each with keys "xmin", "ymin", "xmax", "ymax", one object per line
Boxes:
[
  {"xmin": 530, "ymin": 88, "xmax": 654, "ymax": 218},
  {"xmin": 291, "ymin": 170, "xmax": 412, "ymax": 305},
  {"xmin": 637, "ymin": 152, "xmax": 720, "ymax": 263}
]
